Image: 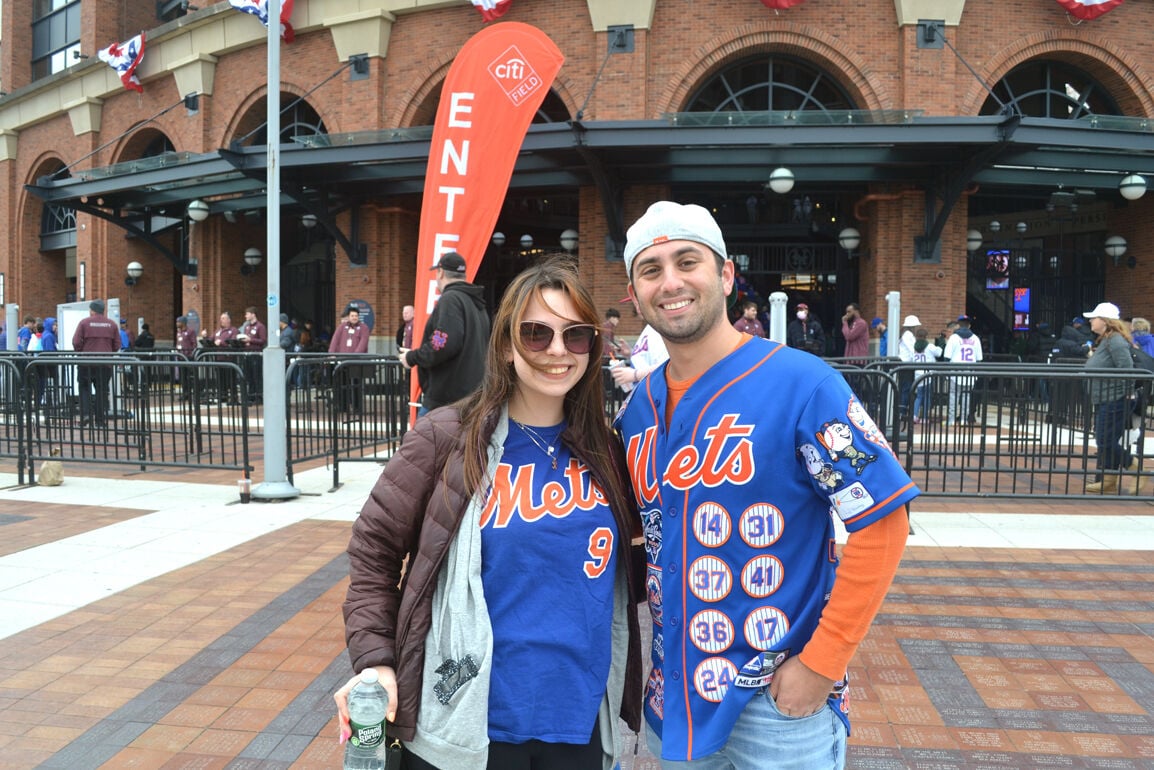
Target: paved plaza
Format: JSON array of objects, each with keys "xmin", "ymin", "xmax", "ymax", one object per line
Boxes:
[{"xmin": 1, "ymin": 460, "xmax": 1153, "ymax": 768}]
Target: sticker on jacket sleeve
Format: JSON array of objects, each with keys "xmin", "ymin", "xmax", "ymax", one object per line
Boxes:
[
  {"xmin": 740, "ymin": 554, "xmax": 783, "ymax": 598},
  {"xmin": 799, "ymin": 443, "xmax": 843, "ymax": 491},
  {"xmin": 734, "ymin": 649, "xmax": 791, "ymax": 689},
  {"xmin": 689, "ymin": 555, "xmax": 733, "ymax": 602},
  {"xmin": 816, "ymin": 419, "xmax": 877, "ymax": 474},
  {"xmin": 642, "ymin": 507, "xmax": 662, "ymax": 563},
  {"xmin": 828, "ymin": 481, "xmax": 875, "ymax": 521},
  {"xmin": 743, "ymin": 606, "xmax": 790, "ymax": 651},
  {"xmin": 694, "ymin": 657, "xmax": 737, "ymax": 703},
  {"xmin": 691, "ymin": 609, "xmax": 735, "ymax": 654},
  {"xmin": 646, "ymin": 567, "xmax": 664, "ymax": 626},
  {"xmin": 646, "ymin": 668, "xmax": 665, "ymax": 718},
  {"xmin": 692, "ymin": 502, "xmax": 732, "ymax": 547},
  {"xmin": 738, "ymin": 503, "xmax": 783, "ymax": 548}
]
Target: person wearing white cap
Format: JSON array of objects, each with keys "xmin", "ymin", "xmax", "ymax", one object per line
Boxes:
[
  {"xmin": 896, "ymin": 315, "xmax": 922, "ymax": 419},
  {"xmin": 615, "ymin": 200, "xmax": 919, "ymax": 767},
  {"xmin": 1082, "ymin": 301, "xmax": 1142, "ymax": 494}
]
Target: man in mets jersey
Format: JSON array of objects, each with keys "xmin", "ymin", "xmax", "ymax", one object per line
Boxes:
[{"xmin": 614, "ymin": 201, "xmax": 919, "ymax": 769}]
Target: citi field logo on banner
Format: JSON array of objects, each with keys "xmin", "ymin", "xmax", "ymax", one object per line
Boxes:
[{"xmin": 487, "ymin": 45, "xmax": 543, "ymax": 106}]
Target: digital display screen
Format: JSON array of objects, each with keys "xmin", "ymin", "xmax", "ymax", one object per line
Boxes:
[
  {"xmin": 1013, "ymin": 287, "xmax": 1030, "ymax": 331},
  {"xmin": 986, "ymin": 249, "xmax": 1010, "ymax": 290}
]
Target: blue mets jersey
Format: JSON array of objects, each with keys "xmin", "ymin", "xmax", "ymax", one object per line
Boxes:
[{"xmin": 615, "ymin": 337, "xmax": 919, "ymax": 761}]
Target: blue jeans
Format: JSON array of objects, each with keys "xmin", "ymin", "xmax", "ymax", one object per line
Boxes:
[
  {"xmin": 913, "ymin": 381, "xmax": 931, "ymax": 420},
  {"xmin": 1094, "ymin": 397, "xmax": 1132, "ymax": 476},
  {"xmin": 645, "ymin": 689, "xmax": 846, "ymax": 770}
]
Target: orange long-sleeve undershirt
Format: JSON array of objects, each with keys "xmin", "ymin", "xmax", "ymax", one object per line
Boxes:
[{"xmin": 797, "ymin": 508, "xmax": 908, "ymax": 681}]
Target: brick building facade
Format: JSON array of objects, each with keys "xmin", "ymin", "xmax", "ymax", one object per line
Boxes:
[{"xmin": 2, "ymin": 0, "xmax": 1152, "ymax": 353}]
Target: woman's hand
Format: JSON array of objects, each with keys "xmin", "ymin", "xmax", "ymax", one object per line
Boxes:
[{"xmin": 334, "ymin": 666, "xmax": 399, "ymax": 743}]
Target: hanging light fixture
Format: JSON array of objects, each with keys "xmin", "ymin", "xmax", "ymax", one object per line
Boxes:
[
  {"xmin": 766, "ymin": 167, "xmax": 795, "ymax": 194},
  {"xmin": 966, "ymin": 229, "xmax": 983, "ymax": 252},
  {"xmin": 559, "ymin": 228, "xmax": 579, "ymax": 253},
  {"xmin": 301, "ymin": 213, "xmax": 318, "ymax": 229},
  {"xmin": 491, "ymin": 232, "xmax": 506, "ymax": 247},
  {"xmin": 187, "ymin": 199, "xmax": 210, "ymax": 222},
  {"xmin": 125, "ymin": 261, "xmax": 143, "ymax": 287},
  {"xmin": 1120, "ymin": 174, "xmax": 1147, "ymax": 201},
  {"xmin": 837, "ymin": 227, "xmax": 861, "ymax": 252},
  {"xmin": 1104, "ymin": 235, "xmax": 1127, "ymax": 266}
]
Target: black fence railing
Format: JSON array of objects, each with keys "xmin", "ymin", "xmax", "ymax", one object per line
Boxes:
[
  {"xmin": 1, "ymin": 352, "xmax": 1151, "ymax": 501},
  {"xmin": 834, "ymin": 359, "xmax": 1153, "ymax": 500}
]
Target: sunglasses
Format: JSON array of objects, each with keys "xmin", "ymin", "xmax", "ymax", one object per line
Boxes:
[{"xmin": 519, "ymin": 321, "xmax": 598, "ymax": 355}]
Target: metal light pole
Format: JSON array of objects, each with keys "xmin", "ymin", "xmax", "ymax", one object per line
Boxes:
[{"xmin": 253, "ymin": 0, "xmax": 299, "ymax": 500}]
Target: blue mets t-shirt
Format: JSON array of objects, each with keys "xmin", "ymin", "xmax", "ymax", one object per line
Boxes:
[{"xmin": 480, "ymin": 420, "xmax": 619, "ymax": 744}]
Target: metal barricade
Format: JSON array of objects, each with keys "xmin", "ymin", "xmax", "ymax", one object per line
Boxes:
[
  {"xmin": 890, "ymin": 362, "xmax": 1152, "ymax": 499},
  {"xmin": 0, "ymin": 357, "xmax": 27, "ymax": 484},
  {"xmin": 22, "ymin": 355, "xmax": 252, "ymax": 482},
  {"xmin": 285, "ymin": 354, "xmax": 410, "ymax": 488}
]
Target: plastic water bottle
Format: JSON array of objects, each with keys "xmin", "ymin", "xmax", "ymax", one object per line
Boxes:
[{"xmin": 344, "ymin": 668, "xmax": 388, "ymax": 770}]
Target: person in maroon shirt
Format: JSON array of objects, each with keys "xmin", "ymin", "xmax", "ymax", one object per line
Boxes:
[
  {"xmin": 238, "ymin": 306, "xmax": 268, "ymax": 403},
  {"xmin": 330, "ymin": 304, "xmax": 370, "ymax": 414},
  {"xmin": 203, "ymin": 312, "xmax": 239, "ymax": 346},
  {"xmin": 72, "ymin": 300, "xmax": 120, "ymax": 426},
  {"xmin": 732, "ymin": 300, "xmax": 766, "ymax": 338},
  {"xmin": 201, "ymin": 312, "xmax": 240, "ymax": 403},
  {"xmin": 174, "ymin": 316, "xmax": 197, "ymax": 399}
]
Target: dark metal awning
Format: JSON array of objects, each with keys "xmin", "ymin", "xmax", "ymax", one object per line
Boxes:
[{"xmin": 25, "ymin": 112, "xmax": 1154, "ymax": 267}]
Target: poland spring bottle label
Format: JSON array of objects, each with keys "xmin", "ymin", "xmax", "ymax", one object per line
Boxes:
[{"xmin": 349, "ymin": 717, "xmax": 384, "ymax": 749}]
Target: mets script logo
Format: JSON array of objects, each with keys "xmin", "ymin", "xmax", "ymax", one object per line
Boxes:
[
  {"xmin": 487, "ymin": 45, "xmax": 543, "ymax": 106},
  {"xmin": 626, "ymin": 415, "xmax": 756, "ymax": 504}
]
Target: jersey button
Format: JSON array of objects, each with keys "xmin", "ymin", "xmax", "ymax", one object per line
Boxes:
[
  {"xmin": 668, "ymin": 507, "xmax": 678, "ymax": 519},
  {"xmin": 668, "ymin": 562, "xmax": 678, "ymax": 575},
  {"xmin": 669, "ymin": 616, "xmax": 680, "ymax": 628},
  {"xmin": 670, "ymin": 669, "xmax": 681, "ymax": 681}
]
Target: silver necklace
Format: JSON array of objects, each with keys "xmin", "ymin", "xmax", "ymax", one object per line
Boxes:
[{"xmin": 511, "ymin": 419, "xmax": 559, "ymax": 470}]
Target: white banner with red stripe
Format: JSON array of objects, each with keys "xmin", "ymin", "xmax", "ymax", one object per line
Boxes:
[
  {"xmin": 98, "ymin": 33, "xmax": 146, "ymax": 93},
  {"xmin": 1055, "ymin": 0, "xmax": 1124, "ymax": 20}
]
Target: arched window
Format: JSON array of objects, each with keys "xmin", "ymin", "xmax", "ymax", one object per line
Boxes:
[
  {"xmin": 981, "ymin": 60, "xmax": 1121, "ymax": 118},
  {"xmin": 411, "ymin": 86, "xmax": 569, "ymax": 127},
  {"xmin": 40, "ymin": 164, "xmax": 75, "ymax": 250},
  {"xmin": 685, "ymin": 56, "xmax": 855, "ymax": 114},
  {"xmin": 235, "ymin": 94, "xmax": 328, "ymax": 146}
]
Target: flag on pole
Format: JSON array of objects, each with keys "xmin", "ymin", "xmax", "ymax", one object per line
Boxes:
[
  {"xmin": 1055, "ymin": 0, "xmax": 1124, "ymax": 20},
  {"xmin": 758, "ymin": 0, "xmax": 807, "ymax": 9},
  {"xmin": 408, "ymin": 22, "xmax": 564, "ymax": 420},
  {"xmin": 470, "ymin": 0, "xmax": 514, "ymax": 23},
  {"xmin": 98, "ymin": 33, "xmax": 146, "ymax": 93},
  {"xmin": 229, "ymin": 0, "xmax": 296, "ymax": 42}
]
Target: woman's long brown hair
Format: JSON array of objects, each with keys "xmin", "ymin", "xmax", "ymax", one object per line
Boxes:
[
  {"xmin": 456, "ymin": 256, "xmax": 630, "ymax": 515},
  {"xmin": 1094, "ymin": 317, "xmax": 1134, "ymax": 347}
]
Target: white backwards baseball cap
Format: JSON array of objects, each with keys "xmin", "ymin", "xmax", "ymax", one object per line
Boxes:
[
  {"xmin": 902, "ymin": 315, "xmax": 921, "ymax": 327},
  {"xmin": 624, "ymin": 201, "xmax": 728, "ymax": 279},
  {"xmin": 1083, "ymin": 301, "xmax": 1121, "ymax": 320}
]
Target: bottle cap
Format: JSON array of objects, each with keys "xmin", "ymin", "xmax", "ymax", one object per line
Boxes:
[{"xmin": 359, "ymin": 668, "xmax": 379, "ymax": 684}]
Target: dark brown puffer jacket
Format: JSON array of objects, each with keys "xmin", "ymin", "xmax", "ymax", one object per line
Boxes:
[{"xmin": 343, "ymin": 407, "xmax": 643, "ymax": 741}]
